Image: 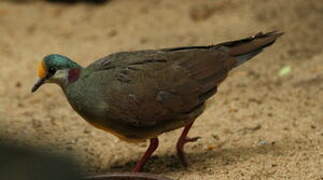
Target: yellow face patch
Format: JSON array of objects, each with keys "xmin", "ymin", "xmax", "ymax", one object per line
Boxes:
[{"xmin": 37, "ymin": 60, "xmax": 47, "ymax": 79}]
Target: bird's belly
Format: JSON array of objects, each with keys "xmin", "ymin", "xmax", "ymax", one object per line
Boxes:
[
  {"xmin": 72, "ymin": 99, "xmax": 200, "ymax": 143},
  {"xmin": 87, "ymin": 121, "xmax": 147, "ymax": 143},
  {"xmin": 72, "ymin": 106, "xmax": 152, "ymax": 142},
  {"xmin": 65, "ymin": 83, "xmax": 200, "ymax": 143},
  {"xmin": 66, "ymin": 96, "xmax": 158, "ymax": 142}
]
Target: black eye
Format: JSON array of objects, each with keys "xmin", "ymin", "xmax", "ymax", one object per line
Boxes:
[{"xmin": 48, "ymin": 67, "xmax": 56, "ymax": 74}]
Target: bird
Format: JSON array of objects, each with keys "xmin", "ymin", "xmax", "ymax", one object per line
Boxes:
[{"xmin": 31, "ymin": 31, "xmax": 283, "ymax": 172}]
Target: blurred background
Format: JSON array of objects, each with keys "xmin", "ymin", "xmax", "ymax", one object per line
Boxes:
[{"xmin": 0, "ymin": 0, "xmax": 322, "ymax": 179}]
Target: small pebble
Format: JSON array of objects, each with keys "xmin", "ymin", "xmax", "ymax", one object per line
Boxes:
[
  {"xmin": 258, "ymin": 140, "xmax": 268, "ymax": 145},
  {"xmin": 207, "ymin": 145, "xmax": 216, "ymax": 151},
  {"xmin": 15, "ymin": 81, "xmax": 21, "ymax": 88},
  {"xmin": 211, "ymin": 134, "xmax": 220, "ymax": 140}
]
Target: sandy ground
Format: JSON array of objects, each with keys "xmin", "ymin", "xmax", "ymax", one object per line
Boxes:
[{"xmin": 0, "ymin": 0, "xmax": 322, "ymax": 179}]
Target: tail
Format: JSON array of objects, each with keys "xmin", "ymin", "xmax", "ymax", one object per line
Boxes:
[{"xmin": 219, "ymin": 31, "xmax": 284, "ymax": 67}]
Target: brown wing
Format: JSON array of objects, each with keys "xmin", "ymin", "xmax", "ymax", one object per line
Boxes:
[
  {"xmin": 86, "ymin": 31, "xmax": 283, "ymax": 131},
  {"xmin": 86, "ymin": 47, "xmax": 236, "ymax": 130}
]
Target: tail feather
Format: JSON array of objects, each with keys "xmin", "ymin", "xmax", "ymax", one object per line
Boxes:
[{"xmin": 219, "ymin": 31, "xmax": 284, "ymax": 66}]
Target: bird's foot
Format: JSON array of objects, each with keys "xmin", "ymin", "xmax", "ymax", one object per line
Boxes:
[
  {"xmin": 184, "ymin": 136, "xmax": 201, "ymax": 143},
  {"xmin": 176, "ymin": 136, "xmax": 201, "ymax": 167},
  {"xmin": 132, "ymin": 138, "xmax": 159, "ymax": 172}
]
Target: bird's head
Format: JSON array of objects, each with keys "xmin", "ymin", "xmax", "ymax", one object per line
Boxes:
[{"xmin": 31, "ymin": 54, "xmax": 81, "ymax": 93}]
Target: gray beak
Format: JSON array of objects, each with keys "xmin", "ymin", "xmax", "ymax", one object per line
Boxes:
[{"xmin": 31, "ymin": 78, "xmax": 45, "ymax": 93}]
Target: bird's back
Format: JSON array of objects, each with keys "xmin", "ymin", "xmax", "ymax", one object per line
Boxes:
[{"xmin": 64, "ymin": 31, "xmax": 283, "ymax": 141}]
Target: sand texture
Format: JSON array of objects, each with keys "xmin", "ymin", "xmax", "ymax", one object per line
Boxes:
[{"xmin": 0, "ymin": 0, "xmax": 322, "ymax": 179}]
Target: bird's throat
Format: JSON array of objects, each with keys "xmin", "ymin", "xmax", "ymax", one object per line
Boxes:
[{"xmin": 68, "ymin": 68, "xmax": 81, "ymax": 83}]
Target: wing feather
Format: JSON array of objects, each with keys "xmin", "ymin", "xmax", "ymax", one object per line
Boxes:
[{"xmin": 86, "ymin": 48, "xmax": 235, "ymax": 128}]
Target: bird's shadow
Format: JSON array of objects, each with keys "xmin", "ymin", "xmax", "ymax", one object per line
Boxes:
[{"xmin": 101, "ymin": 141, "xmax": 285, "ymax": 174}]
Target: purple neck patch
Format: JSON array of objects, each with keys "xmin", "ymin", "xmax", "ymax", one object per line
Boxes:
[{"xmin": 68, "ymin": 68, "xmax": 81, "ymax": 83}]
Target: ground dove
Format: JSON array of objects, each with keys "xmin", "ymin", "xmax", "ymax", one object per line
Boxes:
[{"xmin": 32, "ymin": 31, "xmax": 283, "ymax": 172}]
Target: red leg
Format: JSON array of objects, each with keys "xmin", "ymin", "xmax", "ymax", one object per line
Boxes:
[
  {"xmin": 176, "ymin": 121, "xmax": 200, "ymax": 167},
  {"xmin": 132, "ymin": 138, "xmax": 159, "ymax": 172}
]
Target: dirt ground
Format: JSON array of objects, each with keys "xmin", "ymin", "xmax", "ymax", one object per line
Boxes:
[{"xmin": 0, "ymin": 0, "xmax": 322, "ymax": 179}]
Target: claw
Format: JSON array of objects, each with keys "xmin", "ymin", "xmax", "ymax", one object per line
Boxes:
[{"xmin": 176, "ymin": 122, "xmax": 199, "ymax": 167}]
